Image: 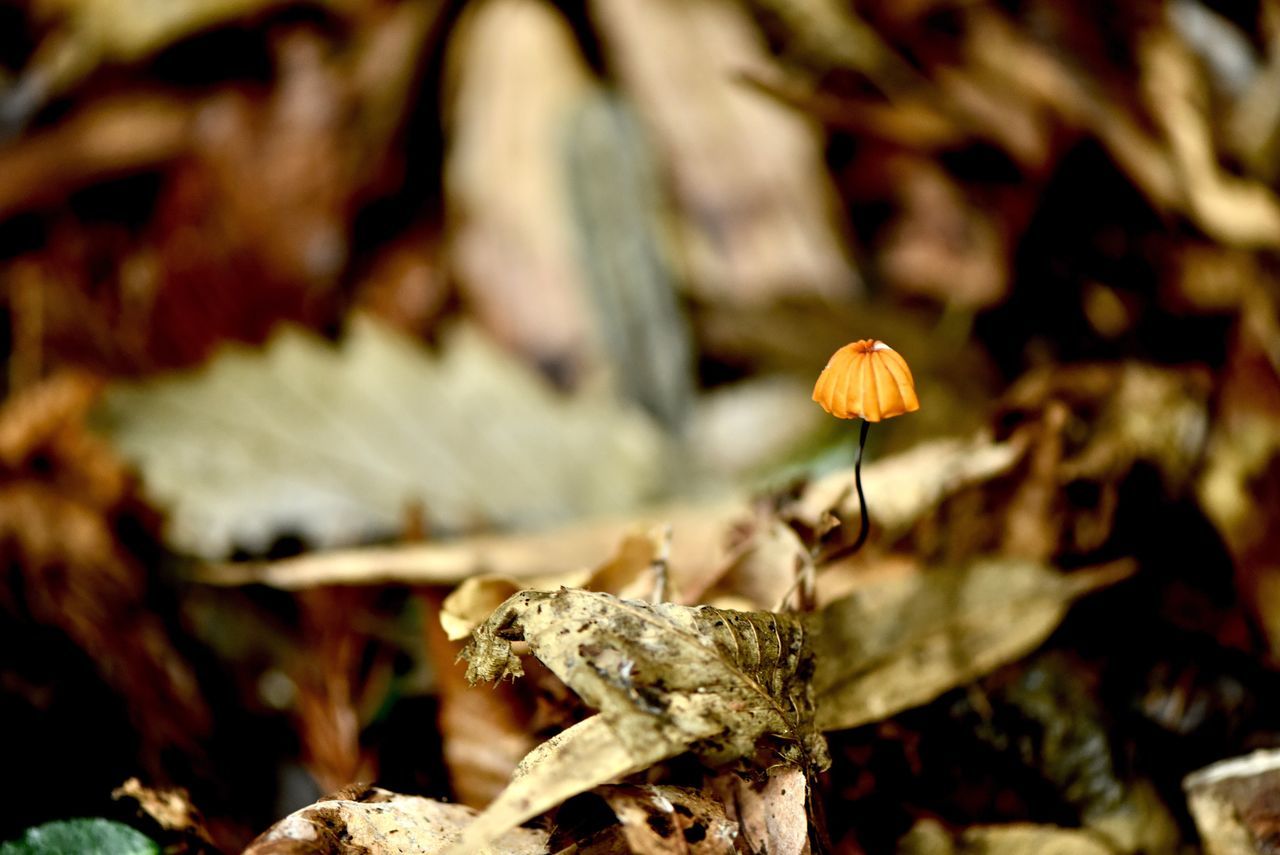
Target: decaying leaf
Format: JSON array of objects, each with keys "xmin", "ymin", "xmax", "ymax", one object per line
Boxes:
[
  {"xmin": 202, "ymin": 432, "xmax": 1022, "ymax": 592},
  {"xmin": 707, "ymin": 764, "xmax": 809, "ymax": 855},
  {"xmin": 112, "ymin": 777, "xmax": 215, "ymax": 849},
  {"xmin": 94, "ymin": 316, "xmax": 668, "ymax": 558},
  {"xmin": 441, "ymin": 528, "xmax": 664, "ymax": 641},
  {"xmin": 899, "ymin": 818, "xmax": 1117, "ymax": 855},
  {"xmin": 449, "ymin": 588, "xmax": 828, "ymax": 853},
  {"xmin": 591, "ymin": 0, "xmax": 858, "ymax": 305},
  {"xmin": 1197, "ymin": 316, "xmax": 1280, "ymax": 658},
  {"xmin": 244, "ymin": 786, "xmax": 549, "ymax": 855},
  {"xmin": 1184, "ymin": 749, "xmax": 1280, "ymax": 855},
  {"xmin": 811, "ymin": 558, "xmax": 1133, "ymax": 732},
  {"xmin": 598, "ymin": 784, "xmax": 739, "ymax": 854}
]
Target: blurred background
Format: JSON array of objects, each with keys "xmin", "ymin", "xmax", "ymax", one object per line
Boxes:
[{"xmin": 3, "ymin": 0, "xmax": 1280, "ymax": 851}]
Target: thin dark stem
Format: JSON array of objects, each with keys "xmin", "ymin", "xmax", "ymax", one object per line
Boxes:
[
  {"xmin": 812, "ymin": 420, "xmax": 873, "ymax": 566},
  {"xmin": 849, "ymin": 419, "xmax": 872, "ymax": 555}
]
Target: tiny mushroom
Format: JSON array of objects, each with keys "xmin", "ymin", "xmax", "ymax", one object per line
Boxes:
[{"xmin": 813, "ymin": 339, "xmax": 920, "ymax": 556}]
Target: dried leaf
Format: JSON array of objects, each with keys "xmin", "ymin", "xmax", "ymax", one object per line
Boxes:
[
  {"xmin": 1184, "ymin": 749, "xmax": 1280, "ymax": 855},
  {"xmin": 450, "ymin": 589, "xmax": 829, "ymax": 852},
  {"xmin": 1142, "ymin": 28, "xmax": 1280, "ymax": 247},
  {"xmin": 10, "ymin": 0, "xmax": 328, "ymax": 130},
  {"xmin": 592, "ymin": 0, "xmax": 858, "ymax": 304},
  {"xmin": 793, "ymin": 433, "xmax": 1025, "ymax": 549},
  {"xmin": 444, "ymin": 0, "xmax": 600, "ymax": 384},
  {"xmin": 95, "ymin": 317, "xmax": 667, "ymax": 558},
  {"xmin": 440, "ymin": 529, "xmax": 662, "ymax": 641},
  {"xmin": 899, "ymin": 819, "xmax": 1117, "ymax": 855},
  {"xmin": 811, "ymin": 559, "xmax": 1133, "ymax": 732},
  {"xmin": 197, "ymin": 501, "xmax": 738, "ymax": 590},
  {"xmin": 0, "ymin": 95, "xmax": 190, "ymax": 220},
  {"xmin": 463, "ymin": 589, "xmax": 828, "ymax": 766},
  {"xmin": 244, "ymin": 786, "xmax": 549, "ymax": 855},
  {"xmin": 1197, "ymin": 316, "xmax": 1280, "ymax": 658},
  {"xmin": 708, "ymin": 765, "xmax": 809, "ymax": 855},
  {"xmin": 422, "ymin": 589, "xmax": 535, "ymax": 810},
  {"xmin": 598, "ymin": 785, "xmax": 739, "ymax": 854},
  {"xmin": 111, "ymin": 778, "xmax": 215, "ymax": 849},
  {"xmin": 198, "ymin": 434, "xmax": 1021, "ymax": 592}
]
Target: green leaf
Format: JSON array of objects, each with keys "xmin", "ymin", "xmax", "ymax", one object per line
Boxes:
[{"xmin": 1, "ymin": 819, "xmax": 158, "ymax": 855}]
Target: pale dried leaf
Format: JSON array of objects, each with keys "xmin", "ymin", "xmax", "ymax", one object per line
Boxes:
[
  {"xmin": 111, "ymin": 777, "xmax": 213, "ymax": 846},
  {"xmin": 444, "ymin": 715, "xmax": 642, "ymax": 855},
  {"xmin": 1142, "ymin": 29, "xmax": 1280, "ymax": 246},
  {"xmin": 712, "ymin": 765, "xmax": 809, "ymax": 855},
  {"xmin": 462, "ymin": 589, "xmax": 828, "ymax": 767},
  {"xmin": 599, "ymin": 785, "xmax": 739, "ymax": 854},
  {"xmin": 197, "ymin": 501, "xmax": 739, "ymax": 590},
  {"xmin": 899, "ymin": 819, "xmax": 1117, "ymax": 855},
  {"xmin": 592, "ymin": 0, "xmax": 858, "ymax": 304},
  {"xmin": 793, "ymin": 433, "xmax": 1025, "ymax": 545},
  {"xmin": 1184, "ymin": 749, "xmax": 1280, "ymax": 855},
  {"xmin": 441, "ymin": 529, "xmax": 662, "ymax": 641},
  {"xmin": 245, "ymin": 786, "xmax": 549, "ymax": 854},
  {"xmin": 812, "ymin": 559, "xmax": 1133, "ymax": 731},
  {"xmin": 444, "ymin": 0, "xmax": 599, "ymax": 382},
  {"xmin": 699, "ymin": 511, "xmax": 810, "ymax": 612},
  {"xmin": 197, "ymin": 434, "xmax": 1020, "ymax": 592},
  {"xmin": 95, "ymin": 316, "xmax": 667, "ymax": 558},
  {"xmin": 450, "ymin": 589, "xmax": 829, "ymax": 852}
]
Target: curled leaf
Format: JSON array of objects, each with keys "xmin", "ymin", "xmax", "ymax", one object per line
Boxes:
[{"xmin": 450, "ymin": 588, "xmax": 828, "ymax": 853}]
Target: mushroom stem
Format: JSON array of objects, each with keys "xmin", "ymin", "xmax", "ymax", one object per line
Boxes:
[{"xmin": 850, "ymin": 419, "xmax": 872, "ymax": 555}]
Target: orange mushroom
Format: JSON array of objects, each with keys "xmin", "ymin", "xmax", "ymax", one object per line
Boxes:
[
  {"xmin": 813, "ymin": 339, "xmax": 920, "ymax": 557},
  {"xmin": 812, "ymin": 339, "xmax": 919, "ymax": 421}
]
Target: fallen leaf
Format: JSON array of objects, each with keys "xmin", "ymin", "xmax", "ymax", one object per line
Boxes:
[
  {"xmin": 592, "ymin": 0, "xmax": 859, "ymax": 305},
  {"xmin": 1197, "ymin": 316, "xmax": 1280, "ymax": 658},
  {"xmin": 440, "ymin": 528, "xmax": 663, "ymax": 641},
  {"xmin": 708, "ymin": 764, "xmax": 809, "ymax": 855},
  {"xmin": 449, "ymin": 588, "xmax": 829, "ymax": 852},
  {"xmin": 112, "ymin": 777, "xmax": 215, "ymax": 849},
  {"xmin": 0, "ymin": 95, "xmax": 190, "ymax": 220},
  {"xmin": 1142, "ymin": 28, "xmax": 1280, "ymax": 247},
  {"xmin": 196, "ymin": 433, "xmax": 1022, "ymax": 595},
  {"xmin": 444, "ymin": 0, "xmax": 600, "ymax": 385},
  {"xmin": 95, "ymin": 316, "xmax": 668, "ymax": 558},
  {"xmin": 811, "ymin": 558, "xmax": 1133, "ymax": 731},
  {"xmin": 598, "ymin": 785, "xmax": 739, "ymax": 854},
  {"xmin": 899, "ymin": 818, "xmax": 1117, "ymax": 855},
  {"xmin": 244, "ymin": 786, "xmax": 549, "ymax": 854},
  {"xmin": 1184, "ymin": 748, "xmax": 1280, "ymax": 855},
  {"xmin": 422, "ymin": 589, "xmax": 536, "ymax": 810}
]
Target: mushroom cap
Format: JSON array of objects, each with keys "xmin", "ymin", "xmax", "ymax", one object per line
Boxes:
[{"xmin": 812, "ymin": 339, "xmax": 920, "ymax": 421}]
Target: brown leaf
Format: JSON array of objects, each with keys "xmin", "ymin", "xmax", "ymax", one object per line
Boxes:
[
  {"xmin": 599, "ymin": 785, "xmax": 739, "ymax": 854},
  {"xmin": 592, "ymin": 0, "xmax": 858, "ymax": 305},
  {"xmin": 444, "ymin": 0, "xmax": 600, "ymax": 384},
  {"xmin": 708, "ymin": 765, "xmax": 809, "ymax": 855},
  {"xmin": 811, "ymin": 558, "xmax": 1133, "ymax": 732},
  {"xmin": 422, "ymin": 588, "xmax": 535, "ymax": 810}
]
